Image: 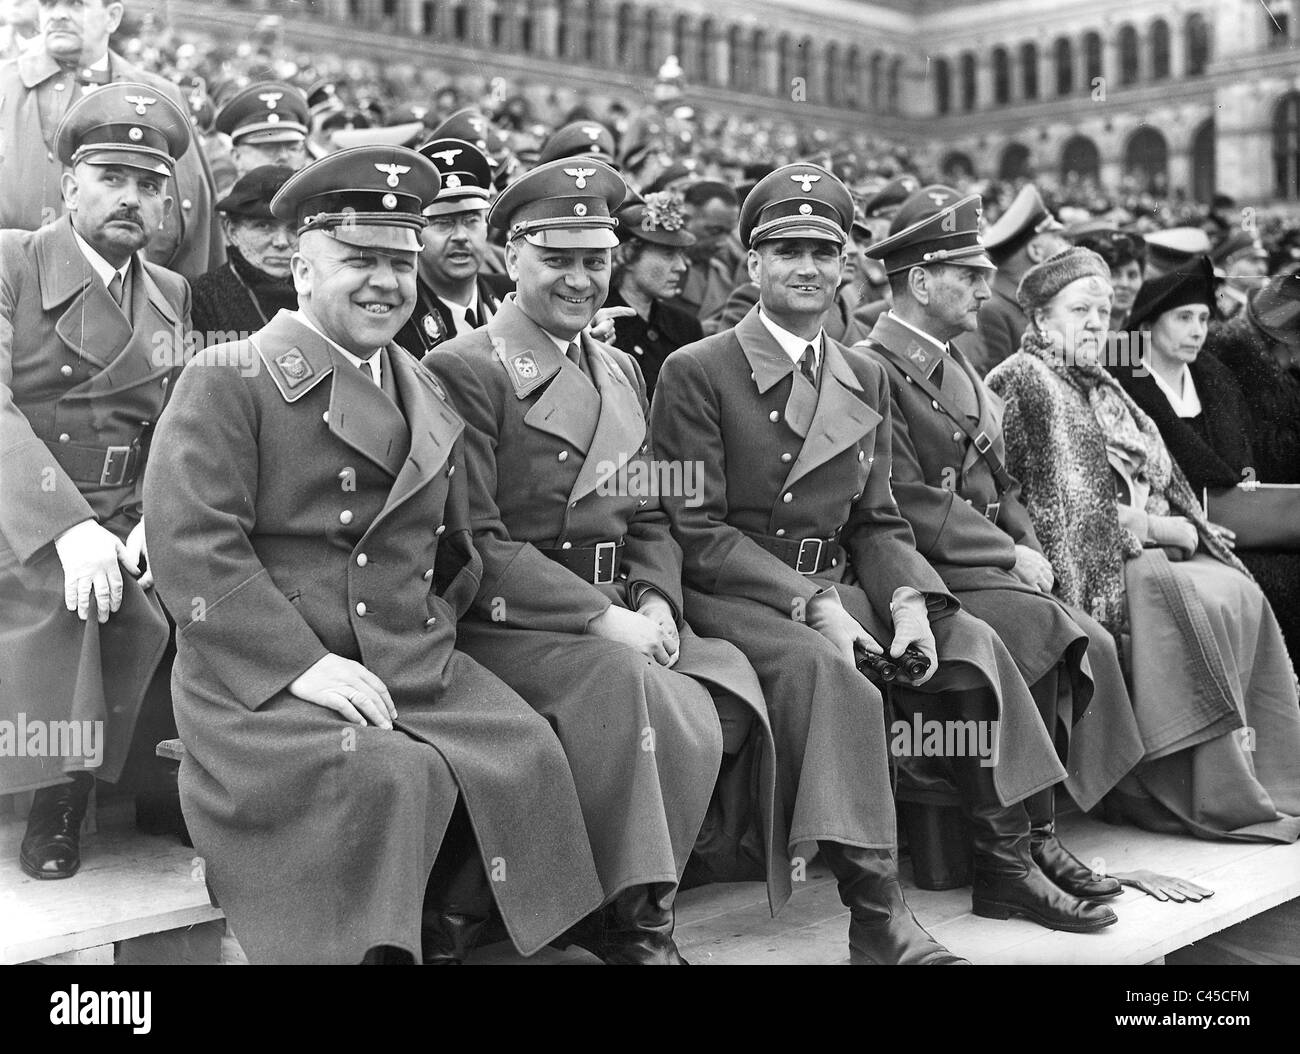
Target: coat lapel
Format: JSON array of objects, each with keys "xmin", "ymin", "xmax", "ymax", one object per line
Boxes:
[
  {"xmin": 566, "ymin": 336, "xmax": 646, "ymax": 505},
  {"xmin": 780, "ymin": 339, "xmax": 881, "ymax": 491},
  {"xmin": 40, "ymin": 218, "xmax": 133, "ymax": 369},
  {"xmin": 374, "ymin": 348, "xmax": 463, "ymax": 522},
  {"xmin": 78, "ymin": 260, "xmax": 185, "ymax": 396}
]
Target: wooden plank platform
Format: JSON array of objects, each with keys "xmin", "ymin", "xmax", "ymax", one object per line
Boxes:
[{"xmin": 3, "ymin": 804, "xmax": 1296, "ymax": 964}]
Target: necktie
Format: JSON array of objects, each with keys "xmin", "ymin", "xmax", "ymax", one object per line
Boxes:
[
  {"xmin": 567, "ymin": 342, "xmax": 582, "ymax": 369},
  {"xmin": 107, "ymin": 272, "xmax": 125, "ymax": 308},
  {"xmin": 465, "ymin": 307, "xmax": 477, "ymax": 331},
  {"xmin": 357, "ymin": 357, "xmax": 377, "ymax": 385},
  {"xmin": 798, "ymin": 344, "xmax": 818, "ymax": 388}
]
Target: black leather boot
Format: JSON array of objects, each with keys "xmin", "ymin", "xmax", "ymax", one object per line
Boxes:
[
  {"xmin": 421, "ymin": 809, "xmax": 494, "ymax": 964},
  {"xmin": 554, "ymin": 883, "xmax": 688, "ymax": 964},
  {"xmin": 20, "ymin": 772, "xmax": 95, "ymax": 880},
  {"xmin": 950, "ymin": 760, "xmax": 1116, "ymax": 933},
  {"xmin": 1027, "ymin": 789, "xmax": 1122, "ymax": 900},
  {"xmin": 817, "ymin": 841, "xmax": 968, "ymax": 964}
]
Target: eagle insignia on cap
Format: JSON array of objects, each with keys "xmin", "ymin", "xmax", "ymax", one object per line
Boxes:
[
  {"xmin": 511, "ymin": 352, "xmax": 539, "ymax": 380},
  {"xmin": 565, "ymin": 167, "xmax": 595, "ymax": 189},
  {"xmin": 582, "ymin": 126, "xmax": 602, "ymax": 140},
  {"xmin": 274, "ymin": 348, "xmax": 313, "ymax": 387},
  {"xmin": 790, "ymin": 173, "xmax": 821, "ymax": 192},
  {"xmin": 125, "ymin": 94, "xmax": 157, "ymax": 116},
  {"xmin": 422, "ymin": 312, "xmax": 446, "ymax": 341},
  {"xmin": 259, "ymin": 92, "xmax": 283, "ymax": 110},
  {"xmin": 927, "ymin": 191, "xmax": 950, "ymax": 206},
  {"xmin": 431, "ymin": 148, "xmax": 462, "ymax": 166},
  {"xmin": 374, "ymin": 162, "xmax": 411, "ymax": 189},
  {"xmin": 128, "ymin": 127, "xmax": 143, "ymax": 141}
]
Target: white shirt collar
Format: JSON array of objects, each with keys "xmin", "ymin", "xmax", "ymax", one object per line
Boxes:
[
  {"xmin": 291, "ymin": 309, "xmax": 383, "ymax": 387},
  {"xmin": 887, "ymin": 310, "xmax": 949, "ymax": 355},
  {"xmin": 757, "ymin": 308, "xmax": 824, "ymax": 366},
  {"xmin": 542, "ymin": 329, "xmax": 575, "ymax": 354},
  {"xmin": 1148, "ymin": 362, "xmax": 1202, "ymax": 418},
  {"xmin": 71, "ymin": 227, "xmax": 130, "ymax": 291},
  {"xmin": 438, "ymin": 287, "xmax": 480, "ymax": 323}
]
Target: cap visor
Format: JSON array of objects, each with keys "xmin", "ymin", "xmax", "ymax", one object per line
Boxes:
[
  {"xmin": 325, "ymin": 225, "xmax": 423, "ymax": 253},
  {"xmin": 524, "ymin": 228, "xmax": 619, "ymax": 249},
  {"xmin": 754, "ymin": 223, "xmax": 845, "ymax": 246},
  {"xmin": 423, "ymin": 196, "xmax": 491, "ymax": 217},
  {"xmin": 236, "ymin": 128, "xmax": 307, "ymax": 145},
  {"xmin": 83, "ymin": 150, "xmax": 172, "ymax": 176},
  {"xmin": 331, "ymin": 123, "xmax": 425, "ymax": 149}
]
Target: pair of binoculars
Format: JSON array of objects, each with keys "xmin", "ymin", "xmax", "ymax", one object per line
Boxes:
[{"xmin": 855, "ymin": 644, "xmax": 931, "ymax": 684}]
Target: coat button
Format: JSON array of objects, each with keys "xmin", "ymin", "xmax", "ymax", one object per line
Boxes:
[
  {"xmin": 423, "ymin": 568, "xmax": 434, "ymax": 581},
  {"xmin": 355, "ymin": 601, "xmax": 367, "ymax": 616},
  {"xmin": 905, "ymin": 375, "xmax": 914, "ymax": 384},
  {"xmin": 182, "ymin": 199, "xmax": 192, "ymax": 210},
  {"xmin": 447, "ymin": 465, "xmax": 456, "ymax": 477},
  {"xmin": 775, "ymin": 528, "xmax": 786, "ymax": 537},
  {"xmin": 781, "ymin": 452, "xmax": 792, "ymax": 463},
  {"xmin": 858, "ymin": 451, "xmax": 865, "ymax": 461},
  {"xmin": 952, "ymin": 431, "xmax": 962, "ymax": 442},
  {"xmin": 54, "ymin": 81, "xmax": 66, "ymax": 91},
  {"xmin": 783, "ymin": 492, "xmax": 793, "ymax": 503},
  {"xmin": 161, "ymin": 377, "xmax": 169, "ymax": 388},
  {"xmin": 60, "ymin": 364, "xmax": 73, "ymax": 378},
  {"xmin": 425, "ymin": 617, "xmax": 438, "ymax": 629},
  {"xmin": 322, "ymin": 412, "xmax": 329, "ymax": 423},
  {"xmin": 435, "ymin": 524, "xmax": 446, "ymax": 536},
  {"xmin": 58, "ymin": 433, "xmax": 70, "ymax": 443},
  {"xmin": 931, "ymin": 399, "xmax": 940, "ymax": 410},
  {"xmin": 769, "ymin": 411, "xmax": 780, "ymax": 422},
  {"xmin": 966, "ymin": 498, "xmax": 974, "ymax": 505},
  {"xmin": 339, "ymin": 510, "xmax": 353, "ymax": 525},
  {"xmin": 356, "ymin": 553, "xmax": 368, "ymax": 567},
  {"xmin": 570, "ymin": 501, "xmax": 578, "ymax": 508},
  {"xmin": 852, "ymin": 493, "xmax": 861, "ymax": 501},
  {"xmin": 558, "ymin": 451, "xmax": 568, "ymax": 462},
  {"xmin": 561, "ymin": 541, "xmax": 572, "ymax": 550}
]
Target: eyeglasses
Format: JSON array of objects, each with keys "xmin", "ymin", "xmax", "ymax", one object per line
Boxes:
[{"xmin": 426, "ymin": 213, "xmax": 486, "ymax": 235}]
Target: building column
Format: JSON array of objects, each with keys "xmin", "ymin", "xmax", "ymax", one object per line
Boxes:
[
  {"xmin": 759, "ymin": 34, "xmax": 779, "ymax": 96},
  {"xmin": 1037, "ymin": 37, "xmax": 1052, "ymax": 99},
  {"xmin": 1170, "ymin": 17, "xmax": 1187, "ymax": 78},
  {"xmin": 1134, "ymin": 27, "xmax": 1148, "ymax": 82},
  {"xmin": 711, "ymin": 26, "xmax": 730, "ymax": 89},
  {"xmin": 806, "ymin": 42, "xmax": 828, "ymax": 104},
  {"xmin": 975, "ymin": 52, "xmax": 993, "ymax": 111},
  {"xmin": 534, "ymin": 0, "xmax": 558, "ymax": 58},
  {"xmin": 1102, "ymin": 27, "xmax": 1118, "ymax": 89}
]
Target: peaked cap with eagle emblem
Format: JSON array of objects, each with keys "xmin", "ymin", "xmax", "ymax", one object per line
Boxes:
[
  {"xmin": 488, "ymin": 156, "xmax": 626, "ymax": 249},
  {"xmin": 864, "ymin": 184, "xmax": 996, "ymax": 275},
  {"xmin": 416, "ymin": 137, "xmax": 493, "ymax": 216},
  {"xmin": 737, "ymin": 161, "xmax": 855, "ymax": 248}
]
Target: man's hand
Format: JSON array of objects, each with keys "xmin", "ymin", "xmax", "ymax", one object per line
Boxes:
[
  {"xmin": 1011, "ymin": 543, "xmax": 1055, "ymax": 592},
  {"xmin": 586, "ymin": 306, "xmax": 636, "ymax": 344},
  {"xmin": 54, "ymin": 519, "xmax": 137, "ymax": 623},
  {"xmin": 889, "ymin": 588, "xmax": 937, "ymax": 686},
  {"xmin": 807, "ymin": 592, "xmax": 883, "ymax": 668},
  {"xmin": 637, "ymin": 591, "xmax": 680, "ymax": 668},
  {"xmin": 123, "ymin": 519, "xmax": 153, "ymax": 590},
  {"xmin": 588, "ymin": 604, "xmax": 674, "ymax": 666},
  {"xmin": 287, "ymin": 653, "xmax": 396, "ymax": 729}
]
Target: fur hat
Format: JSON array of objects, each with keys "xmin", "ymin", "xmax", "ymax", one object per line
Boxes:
[{"xmin": 1017, "ymin": 246, "xmax": 1112, "ymax": 314}]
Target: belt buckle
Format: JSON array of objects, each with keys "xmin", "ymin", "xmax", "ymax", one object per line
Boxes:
[
  {"xmin": 100, "ymin": 444, "xmax": 133, "ymax": 486},
  {"xmin": 973, "ymin": 431, "xmax": 992, "ymax": 453},
  {"xmin": 984, "ymin": 501, "xmax": 1001, "ymax": 522},
  {"xmin": 795, "ymin": 537, "xmax": 824, "ymax": 576},
  {"xmin": 593, "ymin": 541, "xmax": 617, "ymax": 585}
]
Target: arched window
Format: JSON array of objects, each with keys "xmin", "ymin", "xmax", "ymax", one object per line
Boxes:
[
  {"xmin": 870, "ymin": 52, "xmax": 883, "ymax": 111},
  {"xmin": 1053, "ymin": 37, "xmax": 1072, "ymax": 96},
  {"xmin": 675, "ymin": 15, "xmax": 695, "ymax": 80},
  {"xmin": 617, "ymin": 3, "xmax": 637, "ymax": 70},
  {"xmin": 825, "ymin": 43, "xmax": 843, "ymax": 108},
  {"xmin": 960, "ymin": 52, "xmax": 977, "ymax": 111},
  {"xmin": 1119, "ymin": 24, "xmax": 1140, "ymax": 85},
  {"xmin": 699, "ymin": 18, "xmax": 718, "ymax": 87},
  {"xmin": 1274, "ymin": 92, "xmax": 1300, "ymax": 199},
  {"xmin": 1083, "ymin": 31, "xmax": 1102, "ymax": 86},
  {"xmin": 453, "ymin": 2, "xmax": 469, "ymax": 40},
  {"xmin": 1125, "ymin": 126, "xmax": 1169, "ymax": 194},
  {"xmin": 934, "ymin": 56, "xmax": 952, "ymax": 115},
  {"xmin": 1186, "ymin": 13, "xmax": 1210, "ymax": 76},
  {"xmin": 1191, "ymin": 119, "xmax": 1216, "ymax": 203},
  {"xmin": 887, "ymin": 55, "xmax": 902, "ymax": 114},
  {"xmin": 999, "ymin": 142, "xmax": 1032, "ymax": 181},
  {"xmin": 846, "ymin": 46, "xmax": 864, "ymax": 108},
  {"xmin": 1150, "ymin": 19, "xmax": 1170, "ymax": 80},
  {"xmin": 778, "ymin": 34, "xmax": 795, "ymax": 94},
  {"xmin": 729, "ymin": 25, "xmax": 748, "ymax": 91},
  {"xmin": 1061, "ymin": 134, "xmax": 1100, "ymax": 183},
  {"xmin": 1019, "ymin": 42, "xmax": 1038, "ymax": 101},
  {"xmin": 992, "ymin": 47, "xmax": 1010, "ymax": 106}
]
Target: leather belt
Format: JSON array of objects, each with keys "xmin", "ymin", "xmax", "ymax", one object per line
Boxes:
[
  {"xmin": 46, "ymin": 438, "xmax": 142, "ymax": 487},
  {"xmin": 745, "ymin": 530, "xmax": 842, "ymax": 575},
  {"xmin": 537, "ymin": 540, "xmax": 624, "ymax": 585}
]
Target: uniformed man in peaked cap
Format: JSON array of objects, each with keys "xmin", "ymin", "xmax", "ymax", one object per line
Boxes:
[
  {"xmin": 0, "ymin": 82, "xmax": 193, "ymax": 878},
  {"xmin": 214, "ymin": 80, "xmax": 310, "ymax": 177},
  {"xmin": 854, "ymin": 185, "xmax": 1145, "ymax": 929},
  {"xmin": 429, "ymin": 157, "xmax": 783, "ymax": 964},
  {"xmin": 143, "ymin": 145, "xmax": 602, "ymax": 964},
  {"xmin": 536, "ymin": 119, "xmax": 617, "ymax": 167},
  {"xmin": 968, "ymin": 183, "xmax": 1069, "ymax": 374},
  {"xmin": 653, "ymin": 164, "xmax": 1127, "ymax": 964},
  {"xmin": 394, "ymin": 137, "xmax": 508, "ymax": 356}
]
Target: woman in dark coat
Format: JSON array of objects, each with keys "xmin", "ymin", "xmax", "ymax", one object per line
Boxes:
[
  {"xmin": 190, "ymin": 165, "xmax": 299, "ymax": 347},
  {"xmin": 1114, "ymin": 258, "xmax": 1300, "ymax": 656},
  {"xmin": 605, "ymin": 192, "xmax": 703, "ymax": 400}
]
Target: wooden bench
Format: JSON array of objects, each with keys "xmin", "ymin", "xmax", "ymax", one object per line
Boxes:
[{"xmin": 5, "ymin": 741, "xmax": 1296, "ymax": 964}]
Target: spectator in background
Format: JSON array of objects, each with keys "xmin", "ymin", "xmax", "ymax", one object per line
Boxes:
[
  {"xmin": 190, "ymin": 165, "xmax": 297, "ymax": 347},
  {"xmin": 213, "ymin": 80, "xmax": 310, "ymax": 180},
  {"xmin": 0, "ymin": 0, "xmax": 38, "ymax": 60},
  {"xmin": 968, "ymin": 185, "xmax": 1069, "ymax": 375},
  {"xmin": 1210, "ymin": 230, "xmax": 1270, "ymax": 321},
  {"xmin": 667, "ymin": 177, "xmax": 742, "ymax": 327},
  {"xmin": 1071, "ymin": 226, "xmax": 1147, "ymax": 334}
]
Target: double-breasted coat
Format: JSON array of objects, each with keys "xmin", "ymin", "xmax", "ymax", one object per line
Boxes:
[
  {"xmin": 650, "ymin": 307, "xmax": 1068, "ymax": 858},
  {"xmin": 858, "ymin": 314, "xmax": 1144, "ymax": 810},
  {"xmin": 0, "ymin": 215, "xmax": 185, "ymax": 795},
  {"xmin": 430, "ymin": 298, "xmax": 785, "ymax": 910},
  {"xmin": 0, "ymin": 47, "xmax": 222, "ymax": 282},
  {"xmin": 143, "ymin": 310, "xmax": 602, "ymax": 963}
]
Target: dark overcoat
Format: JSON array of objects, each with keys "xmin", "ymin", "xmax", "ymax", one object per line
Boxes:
[
  {"xmin": 143, "ymin": 310, "xmax": 602, "ymax": 963},
  {"xmin": 0, "ymin": 47, "xmax": 222, "ymax": 282},
  {"xmin": 605, "ymin": 287, "xmax": 703, "ymax": 400},
  {"xmin": 859, "ymin": 314, "xmax": 1145, "ymax": 809},
  {"xmin": 650, "ymin": 307, "xmax": 1067, "ymax": 858},
  {"xmin": 0, "ymin": 216, "xmax": 185, "ymax": 794},
  {"xmin": 394, "ymin": 273, "xmax": 506, "ymax": 358},
  {"xmin": 967, "ymin": 270, "xmax": 1025, "ymax": 376},
  {"xmin": 430, "ymin": 299, "xmax": 785, "ymax": 910}
]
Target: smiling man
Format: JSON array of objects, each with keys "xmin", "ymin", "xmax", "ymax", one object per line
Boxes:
[
  {"xmin": 0, "ymin": 83, "xmax": 192, "ymax": 878},
  {"xmin": 430, "ymin": 157, "xmax": 781, "ymax": 964},
  {"xmin": 143, "ymin": 146, "xmax": 602, "ymax": 964}
]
